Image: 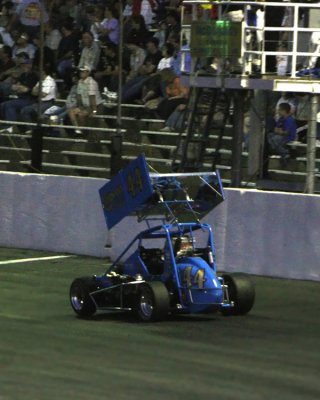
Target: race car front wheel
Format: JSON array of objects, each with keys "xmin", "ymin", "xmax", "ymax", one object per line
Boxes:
[
  {"xmin": 136, "ymin": 282, "xmax": 170, "ymax": 322},
  {"xmin": 70, "ymin": 278, "xmax": 97, "ymax": 318},
  {"xmin": 221, "ymin": 273, "xmax": 255, "ymax": 316}
]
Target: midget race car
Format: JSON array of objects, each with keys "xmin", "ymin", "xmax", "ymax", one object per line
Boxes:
[{"xmin": 70, "ymin": 155, "xmax": 255, "ymax": 321}]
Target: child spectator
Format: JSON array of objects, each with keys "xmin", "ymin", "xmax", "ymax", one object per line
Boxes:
[{"xmin": 268, "ymin": 102, "xmax": 297, "ymax": 164}]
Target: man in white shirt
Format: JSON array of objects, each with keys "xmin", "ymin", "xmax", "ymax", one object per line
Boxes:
[
  {"xmin": 20, "ymin": 65, "xmax": 57, "ymax": 125},
  {"xmin": 68, "ymin": 65, "xmax": 103, "ymax": 135}
]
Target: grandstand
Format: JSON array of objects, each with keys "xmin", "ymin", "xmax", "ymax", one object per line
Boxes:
[{"xmin": 0, "ymin": 1, "xmax": 320, "ymax": 193}]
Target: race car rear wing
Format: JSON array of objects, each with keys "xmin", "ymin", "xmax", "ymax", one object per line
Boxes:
[{"xmin": 99, "ymin": 154, "xmax": 225, "ymax": 229}]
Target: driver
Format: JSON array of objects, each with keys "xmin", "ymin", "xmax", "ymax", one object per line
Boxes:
[{"xmin": 174, "ymin": 236, "xmax": 193, "ymax": 257}]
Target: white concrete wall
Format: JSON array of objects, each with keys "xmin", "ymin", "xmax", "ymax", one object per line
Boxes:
[
  {"xmin": 1, "ymin": 172, "xmax": 319, "ymax": 281},
  {"xmin": 0, "ymin": 172, "xmax": 109, "ymax": 257}
]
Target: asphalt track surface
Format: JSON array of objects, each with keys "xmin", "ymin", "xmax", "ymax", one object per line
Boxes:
[{"xmin": 0, "ymin": 248, "xmax": 319, "ymax": 400}]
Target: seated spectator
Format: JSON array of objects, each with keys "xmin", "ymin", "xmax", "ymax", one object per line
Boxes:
[
  {"xmin": 169, "ymin": 34, "xmax": 192, "ymax": 76},
  {"xmin": 56, "ymin": 21, "xmax": 80, "ymax": 87},
  {"xmin": 68, "ymin": 65, "xmax": 104, "ymax": 135},
  {"xmin": 44, "ymin": 20, "xmax": 62, "ymax": 56},
  {"xmin": 160, "ymin": 103, "xmax": 187, "ymax": 132},
  {"xmin": 0, "ymin": 1, "xmax": 14, "ymax": 30},
  {"xmin": 20, "ymin": 64, "xmax": 57, "ymax": 127},
  {"xmin": 78, "ymin": 31, "xmax": 101, "ymax": 72},
  {"xmin": 0, "ymin": 56, "xmax": 37, "ymax": 133},
  {"xmin": 90, "ymin": 4, "xmax": 106, "ymax": 41},
  {"xmin": 156, "ymin": 68, "xmax": 189, "ymax": 120},
  {"xmin": 140, "ymin": 0, "xmax": 156, "ymax": 28},
  {"xmin": 124, "ymin": 15, "xmax": 151, "ymax": 48},
  {"xmin": 125, "ymin": 38, "xmax": 146, "ymax": 81},
  {"xmin": 268, "ymin": 102, "xmax": 297, "ymax": 165},
  {"xmin": 157, "ymin": 42, "xmax": 175, "ymax": 70},
  {"xmin": 123, "ymin": 0, "xmax": 133, "ymax": 20},
  {"xmin": 12, "ymin": 32, "xmax": 36, "ymax": 61},
  {"xmin": 7, "ymin": 0, "xmax": 49, "ymax": 40},
  {"xmin": 98, "ymin": 6, "xmax": 119, "ymax": 45},
  {"xmin": 135, "ymin": 44, "xmax": 176, "ymax": 104},
  {"xmin": 153, "ymin": 21, "xmax": 168, "ymax": 50},
  {"xmin": 94, "ymin": 41, "xmax": 119, "ymax": 92},
  {"xmin": 0, "ymin": 52, "xmax": 30, "ymax": 99},
  {"xmin": 0, "ymin": 45, "xmax": 15, "ymax": 78},
  {"xmin": 275, "ymin": 92, "xmax": 296, "ymax": 121},
  {"xmin": 165, "ymin": 11, "xmax": 181, "ymax": 41},
  {"xmin": 32, "ymin": 33, "xmax": 55, "ymax": 74},
  {"xmin": 122, "ymin": 37, "xmax": 162, "ymax": 102}
]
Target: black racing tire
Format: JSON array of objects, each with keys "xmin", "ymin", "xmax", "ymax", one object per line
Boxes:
[
  {"xmin": 221, "ymin": 273, "xmax": 255, "ymax": 316},
  {"xmin": 135, "ymin": 281, "xmax": 170, "ymax": 322},
  {"xmin": 70, "ymin": 277, "xmax": 97, "ymax": 318}
]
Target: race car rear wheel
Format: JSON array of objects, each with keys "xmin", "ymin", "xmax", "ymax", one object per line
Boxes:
[
  {"xmin": 70, "ymin": 278, "xmax": 97, "ymax": 318},
  {"xmin": 221, "ymin": 273, "xmax": 255, "ymax": 316},
  {"xmin": 136, "ymin": 282, "xmax": 170, "ymax": 322}
]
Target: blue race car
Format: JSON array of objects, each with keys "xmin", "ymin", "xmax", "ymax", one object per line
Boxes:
[{"xmin": 70, "ymin": 155, "xmax": 255, "ymax": 321}]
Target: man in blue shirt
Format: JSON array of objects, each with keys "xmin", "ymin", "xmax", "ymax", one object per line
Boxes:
[{"xmin": 268, "ymin": 102, "xmax": 296, "ymax": 161}]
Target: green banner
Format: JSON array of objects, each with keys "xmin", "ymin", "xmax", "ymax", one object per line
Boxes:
[{"xmin": 190, "ymin": 20, "xmax": 242, "ymax": 58}]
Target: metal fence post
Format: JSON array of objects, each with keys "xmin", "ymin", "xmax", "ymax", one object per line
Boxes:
[{"xmin": 305, "ymin": 94, "xmax": 318, "ymax": 194}]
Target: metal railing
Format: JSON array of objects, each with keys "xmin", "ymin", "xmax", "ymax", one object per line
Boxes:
[{"xmin": 182, "ymin": 1, "xmax": 320, "ymax": 78}]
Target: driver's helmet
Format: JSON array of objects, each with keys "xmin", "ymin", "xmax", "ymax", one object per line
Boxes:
[{"xmin": 174, "ymin": 236, "xmax": 193, "ymax": 257}]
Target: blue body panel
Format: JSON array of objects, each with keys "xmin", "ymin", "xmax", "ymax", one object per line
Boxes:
[
  {"xmin": 176, "ymin": 257, "xmax": 224, "ymax": 313},
  {"xmin": 99, "ymin": 154, "xmax": 153, "ymax": 229}
]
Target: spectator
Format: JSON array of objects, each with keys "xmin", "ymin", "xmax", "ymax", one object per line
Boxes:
[
  {"xmin": 123, "ymin": 0, "xmax": 133, "ymax": 19},
  {"xmin": 7, "ymin": 0, "xmax": 49, "ymax": 39},
  {"xmin": 89, "ymin": 4, "xmax": 106, "ymax": 41},
  {"xmin": 169, "ymin": 34, "xmax": 192, "ymax": 76},
  {"xmin": 44, "ymin": 20, "xmax": 62, "ymax": 55},
  {"xmin": 12, "ymin": 32, "xmax": 36, "ymax": 61},
  {"xmin": 68, "ymin": 65, "xmax": 103, "ymax": 135},
  {"xmin": 160, "ymin": 103, "xmax": 187, "ymax": 132},
  {"xmin": 156, "ymin": 68, "xmax": 188, "ymax": 119},
  {"xmin": 0, "ymin": 1, "xmax": 14, "ymax": 29},
  {"xmin": 140, "ymin": 0, "xmax": 156, "ymax": 28},
  {"xmin": 126, "ymin": 38, "xmax": 146, "ymax": 81},
  {"xmin": 122, "ymin": 37, "xmax": 162, "ymax": 102},
  {"xmin": 165, "ymin": 11, "xmax": 180, "ymax": 41},
  {"xmin": 0, "ymin": 51, "xmax": 30, "ymax": 99},
  {"xmin": 157, "ymin": 42, "xmax": 175, "ymax": 70},
  {"xmin": 94, "ymin": 41, "xmax": 119, "ymax": 91},
  {"xmin": 275, "ymin": 92, "xmax": 296, "ymax": 121},
  {"xmin": 32, "ymin": 33, "xmax": 56, "ymax": 74},
  {"xmin": 268, "ymin": 102, "xmax": 297, "ymax": 164},
  {"xmin": 0, "ymin": 56, "xmax": 37, "ymax": 133},
  {"xmin": 78, "ymin": 31, "xmax": 101, "ymax": 71},
  {"xmin": 0, "ymin": 45, "xmax": 15, "ymax": 78},
  {"xmin": 125, "ymin": 15, "xmax": 150, "ymax": 48},
  {"xmin": 153, "ymin": 21, "xmax": 167, "ymax": 50},
  {"xmin": 276, "ymin": 42, "xmax": 288, "ymax": 76},
  {"xmin": 56, "ymin": 21, "xmax": 79, "ymax": 84},
  {"xmin": 20, "ymin": 63, "xmax": 57, "ymax": 127},
  {"xmin": 99, "ymin": 6, "xmax": 119, "ymax": 45}
]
